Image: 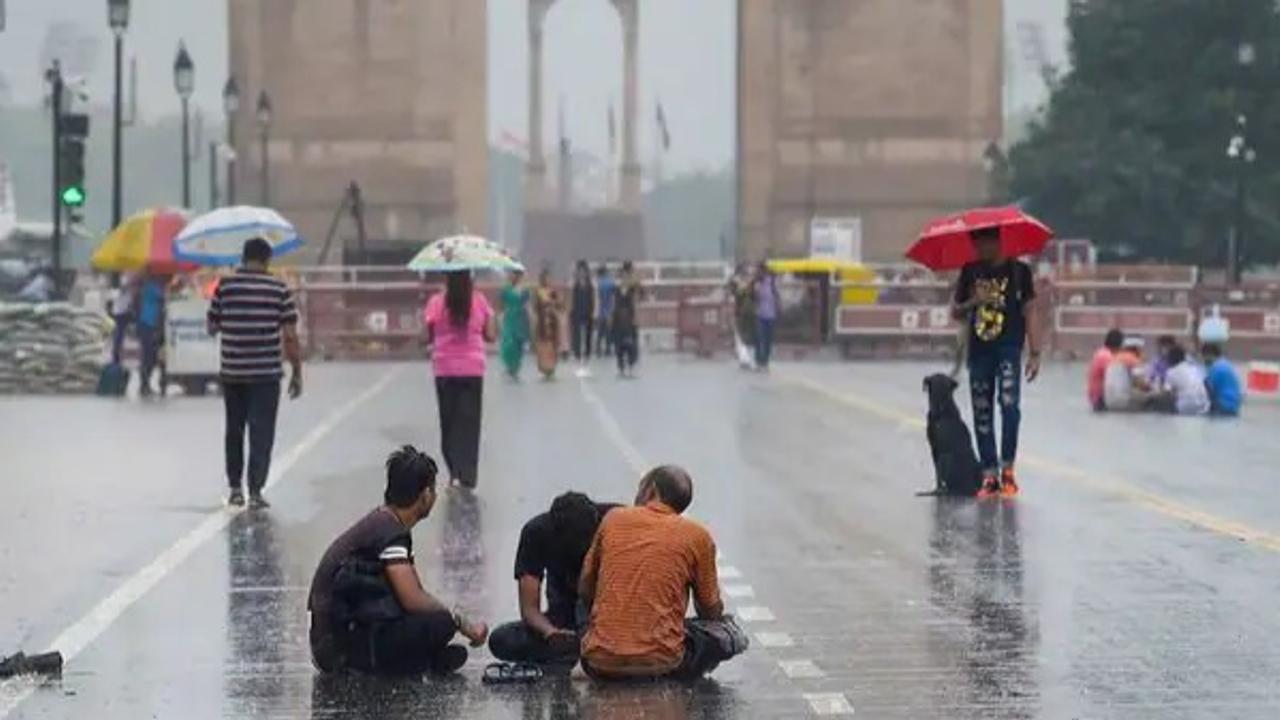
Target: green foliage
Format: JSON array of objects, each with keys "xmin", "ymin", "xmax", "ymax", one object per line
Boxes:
[{"xmin": 1009, "ymin": 0, "xmax": 1280, "ymax": 265}]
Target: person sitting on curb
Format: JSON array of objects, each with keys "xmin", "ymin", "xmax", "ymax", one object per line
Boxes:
[
  {"xmin": 578, "ymin": 465, "xmax": 748, "ymax": 681},
  {"xmin": 307, "ymin": 446, "xmax": 488, "ymax": 676},
  {"xmin": 488, "ymin": 492, "xmax": 619, "ymax": 667}
]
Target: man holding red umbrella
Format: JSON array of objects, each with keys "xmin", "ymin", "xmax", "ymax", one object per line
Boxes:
[{"xmin": 909, "ymin": 207, "xmax": 1050, "ymax": 499}]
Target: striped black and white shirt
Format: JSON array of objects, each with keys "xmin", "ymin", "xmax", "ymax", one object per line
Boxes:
[{"xmin": 208, "ymin": 269, "xmax": 298, "ymax": 382}]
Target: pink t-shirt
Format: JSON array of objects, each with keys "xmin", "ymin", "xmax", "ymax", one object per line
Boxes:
[
  {"xmin": 1087, "ymin": 347, "xmax": 1112, "ymax": 407},
  {"xmin": 423, "ymin": 291, "xmax": 494, "ymax": 377}
]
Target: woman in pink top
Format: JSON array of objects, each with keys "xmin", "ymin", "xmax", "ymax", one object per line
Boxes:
[{"xmin": 424, "ymin": 271, "xmax": 497, "ymax": 489}]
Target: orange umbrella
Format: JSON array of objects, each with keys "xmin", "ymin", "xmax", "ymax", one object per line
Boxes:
[{"xmin": 91, "ymin": 208, "xmax": 195, "ymax": 275}]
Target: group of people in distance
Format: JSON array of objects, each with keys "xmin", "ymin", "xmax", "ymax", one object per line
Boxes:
[
  {"xmin": 1087, "ymin": 330, "xmax": 1243, "ymax": 416},
  {"xmin": 497, "ymin": 261, "xmax": 644, "ymax": 381},
  {"xmin": 307, "ymin": 447, "xmax": 748, "ymax": 681}
]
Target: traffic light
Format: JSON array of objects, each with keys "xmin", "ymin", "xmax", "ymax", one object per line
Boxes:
[{"xmin": 57, "ymin": 113, "xmax": 89, "ymax": 209}]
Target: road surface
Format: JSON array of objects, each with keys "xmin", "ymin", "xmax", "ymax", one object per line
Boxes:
[{"xmin": 2, "ymin": 357, "xmax": 1278, "ymax": 719}]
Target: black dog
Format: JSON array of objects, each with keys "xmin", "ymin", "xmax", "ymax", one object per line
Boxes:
[{"xmin": 920, "ymin": 373, "xmax": 983, "ymax": 497}]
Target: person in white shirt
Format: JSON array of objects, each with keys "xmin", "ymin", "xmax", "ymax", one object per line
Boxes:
[{"xmin": 1160, "ymin": 346, "xmax": 1210, "ymax": 416}]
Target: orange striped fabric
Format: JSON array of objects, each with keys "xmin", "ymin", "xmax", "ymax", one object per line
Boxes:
[{"xmin": 580, "ymin": 502, "xmax": 722, "ymax": 676}]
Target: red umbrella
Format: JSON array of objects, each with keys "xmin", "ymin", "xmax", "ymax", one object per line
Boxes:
[{"xmin": 906, "ymin": 206, "xmax": 1054, "ymax": 271}]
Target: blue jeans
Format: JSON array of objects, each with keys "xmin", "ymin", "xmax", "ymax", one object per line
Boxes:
[
  {"xmin": 968, "ymin": 344, "xmax": 1022, "ymax": 472},
  {"xmin": 755, "ymin": 318, "xmax": 776, "ymax": 368}
]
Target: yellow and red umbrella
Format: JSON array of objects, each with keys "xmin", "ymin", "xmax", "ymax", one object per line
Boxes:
[{"xmin": 91, "ymin": 208, "xmax": 195, "ymax": 275}]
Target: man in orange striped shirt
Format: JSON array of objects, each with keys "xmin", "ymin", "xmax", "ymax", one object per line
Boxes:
[{"xmin": 578, "ymin": 465, "xmax": 748, "ymax": 680}]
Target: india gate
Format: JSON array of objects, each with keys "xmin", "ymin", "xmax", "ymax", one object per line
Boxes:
[{"xmin": 226, "ymin": 0, "xmax": 1001, "ymax": 265}]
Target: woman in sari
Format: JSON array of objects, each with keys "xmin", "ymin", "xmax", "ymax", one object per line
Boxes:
[
  {"xmin": 498, "ymin": 270, "xmax": 531, "ymax": 380},
  {"xmin": 532, "ymin": 268, "xmax": 562, "ymax": 379}
]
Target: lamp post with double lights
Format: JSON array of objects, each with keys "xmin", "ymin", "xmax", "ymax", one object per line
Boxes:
[
  {"xmin": 173, "ymin": 42, "xmax": 195, "ymax": 209},
  {"xmin": 1226, "ymin": 114, "xmax": 1255, "ymax": 286},
  {"xmin": 108, "ymin": 0, "xmax": 129, "ymax": 229},
  {"xmin": 256, "ymin": 90, "xmax": 272, "ymax": 206},
  {"xmin": 222, "ymin": 76, "xmax": 239, "ymax": 205}
]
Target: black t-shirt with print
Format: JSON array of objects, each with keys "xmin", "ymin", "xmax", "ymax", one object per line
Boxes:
[{"xmin": 954, "ymin": 260, "xmax": 1035, "ymax": 350}]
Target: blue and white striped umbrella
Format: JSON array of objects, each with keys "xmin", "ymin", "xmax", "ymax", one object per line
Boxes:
[{"xmin": 174, "ymin": 206, "xmax": 303, "ymax": 266}]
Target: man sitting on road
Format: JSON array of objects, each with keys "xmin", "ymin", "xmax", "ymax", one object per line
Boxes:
[
  {"xmin": 1088, "ymin": 328, "xmax": 1124, "ymax": 411},
  {"xmin": 1159, "ymin": 345, "xmax": 1210, "ymax": 416},
  {"xmin": 1202, "ymin": 343, "xmax": 1243, "ymax": 417},
  {"xmin": 1102, "ymin": 337, "xmax": 1151, "ymax": 411},
  {"xmin": 307, "ymin": 446, "xmax": 488, "ymax": 676},
  {"xmin": 488, "ymin": 492, "xmax": 619, "ymax": 666},
  {"xmin": 579, "ymin": 466, "xmax": 748, "ymax": 681}
]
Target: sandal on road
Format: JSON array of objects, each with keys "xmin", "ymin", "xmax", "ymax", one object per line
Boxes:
[{"xmin": 482, "ymin": 662, "xmax": 544, "ymax": 685}]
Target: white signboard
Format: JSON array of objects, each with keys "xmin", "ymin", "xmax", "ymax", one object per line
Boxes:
[{"xmin": 809, "ymin": 216, "xmax": 862, "ymax": 262}]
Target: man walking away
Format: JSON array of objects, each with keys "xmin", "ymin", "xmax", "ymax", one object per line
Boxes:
[
  {"xmin": 612, "ymin": 261, "xmax": 642, "ymax": 378},
  {"xmin": 136, "ymin": 276, "xmax": 166, "ymax": 397},
  {"xmin": 108, "ymin": 276, "xmax": 137, "ymax": 365},
  {"xmin": 207, "ymin": 238, "xmax": 303, "ymax": 509},
  {"xmin": 595, "ymin": 264, "xmax": 616, "ymax": 356},
  {"xmin": 579, "ymin": 466, "xmax": 748, "ymax": 681},
  {"xmin": 308, "ymin": 446, "xmax": 488, "ymax": 676},
  {"xmin": 488, "ymin": 492, "xmax": 618, "ymax": 667},
  {"xmin": 951, "ymin": 227, "xmax": 1042, "ymax": 498},
  {"xmin": 569, "ymin": 260, "xmax": 596, "ymax": 362}
]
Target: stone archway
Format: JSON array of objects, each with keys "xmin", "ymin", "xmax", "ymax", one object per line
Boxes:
[{"xmin": 525, "ymin": 0, "xmax": 640, "ymax": 211}]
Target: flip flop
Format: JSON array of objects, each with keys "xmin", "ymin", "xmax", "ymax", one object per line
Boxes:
[{"xmin": 482, "ymin": 662, "xmax": 544, "ymax": 685}]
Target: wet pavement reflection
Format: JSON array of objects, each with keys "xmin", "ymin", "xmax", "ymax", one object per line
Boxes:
[{"xmin": 5, "ymin": 360, "xmax": 1280, "ymax": 718}]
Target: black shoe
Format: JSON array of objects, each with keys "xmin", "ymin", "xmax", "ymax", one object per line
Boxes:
[
  {"xmin": 228, "ymin": 489, "xmax": 246, "ymax": 507},
  {"xmin": 429, "ymin": 645, "xmax": 468, "ymax": 676},
  {"xmin": 248, "ymin": 492, "xmax": 271, "ymax": 510}
]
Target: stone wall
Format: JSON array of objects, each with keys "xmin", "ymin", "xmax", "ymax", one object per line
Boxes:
[
  {"xmin": 226, "ymin": 0, "xmax": 488, "ymax": 263},
  {"xmin": 739, "ymin": 0, "xmax": 1003, "ymax": 263}
]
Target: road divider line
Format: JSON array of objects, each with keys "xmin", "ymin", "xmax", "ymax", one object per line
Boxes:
[
  {"xmin": 755, "ymin": 632, "xmax": 796, "ymax": 648},
  {"xmin": 804, "ymin": 692, "xmax": 856, "ymax": 716},
  {"xmin": 779, "ymin": 659, "xmax": 826, "ymax": 679},
  {"xmin": 778, "ymin": 371, "xmax": 1280, "ymax": 553},
  {"xmin": 0, "ymin": 368, "xmax": 401, "ymax": 719}
]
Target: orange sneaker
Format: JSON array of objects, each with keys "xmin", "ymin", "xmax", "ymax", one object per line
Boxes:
[
  {"xmin": 1000, "ymin": 467, "xmax": 1020, "ymax": 497},
  {"xmin": 976, "ymin": 473, "xmax": 1001, "ymax": 499}
]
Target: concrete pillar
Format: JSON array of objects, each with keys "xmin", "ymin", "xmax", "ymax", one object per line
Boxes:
[
  {"xmin": 613, "ymin": 0, "xmax": 641, "ymax": 210},
  {"xmin": 526, "ymin": 0, "xmax": 554, "ymax": 208}
]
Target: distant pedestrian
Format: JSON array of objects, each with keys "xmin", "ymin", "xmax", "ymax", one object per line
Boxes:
[
  {"xmin": 206, "ymin": 238, "xmax": 303, "ymax": 509},
  {"xmin": 595, "ymin": 264, "xmax": 616, "ymax": 356},
  {"xmin": 136, "ymin": 276, "xmax": 166, "ymax": 397},
  {"xmin": 570, "ymin": 260, "xmax": 596, "ymax": 362},
  {"xmin": 1087, "ymin": 328, "xmax": 1123, "ymax": 411},
  {"xmin": 727, "ymin": 264, "xmax": 757, "ymax": 369},
  {"xmin": 423, "ymin": 270, "xmax": 496, "ymax": 490},
  {"xmin": 498, "ymin": 269, "xmax": 531, "ymax": 380},
  {"xmin": 951, "ymin": 226, "xmax": 1042, "ymax": 498},
  {"xmin": 612, "ymin": 261, "xmax": 642, "ymax": 378},
  {"xmin": 1202, "ymin": 343, "xmax": 1243, "ymax": 417},
  {"xmin": 532, "ymin": 268, "xmax": 563, "ymax": 379},
  {"xmin": 108, "ymin": 276, "xmax": 137, "ymax": 364},
  {"xmin": 752, "ymin": 262, "xmax": 780, "ymax": 370}
]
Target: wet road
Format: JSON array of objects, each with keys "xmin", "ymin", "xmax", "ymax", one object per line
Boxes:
[{"xmin": 2, "ymin": 358, "xmax": 1279, "ymax": 718}]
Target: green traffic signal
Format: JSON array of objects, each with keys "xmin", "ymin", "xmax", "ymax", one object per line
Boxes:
[{"xmin": 60, "ymin": 185, "xmax": 86, "ymax": 207}]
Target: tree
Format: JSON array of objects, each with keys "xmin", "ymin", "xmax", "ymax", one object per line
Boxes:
[{"xmin": 1009, "ymin": 0, "xmax": 1280, "ymax": 266}]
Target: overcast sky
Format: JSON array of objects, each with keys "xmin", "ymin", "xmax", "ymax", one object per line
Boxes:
[{"xmin": 1, "ymin": 0, "xmax": 1069, "ymax": 173}]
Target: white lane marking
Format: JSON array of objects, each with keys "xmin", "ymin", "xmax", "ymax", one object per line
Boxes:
[
  {"xmin": 755, "ymin": 632, "xmax": 795, "ymax": 648},
  {"xmin": 723, "ymin": 584, "xmax": 755, "ymax": 598},
  {"xmin": 736, "ymin": 606, "xmax": 776, "ymax": 622},
  {"xmin": 718, "ymin": 565, "xmax": 742, "ymax": 580},
  {"xmin": 577, "ymin": 379, "xmax": 648, "ymax": 475},
  {"xmin": 779, "ymin": 659, "xmax": 825, "ymax": 679},
  {"xmin": 0, "ymin": 368, "xmax": 400, "ymax": 719},
  {"xmin": 804, "ymin": 692, "xmax": 855, "ymax": 715}
]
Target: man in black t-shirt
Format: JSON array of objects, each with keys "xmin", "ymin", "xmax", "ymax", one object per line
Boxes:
[
  {"xmin": 307, "ymin": 446, "xmax": 488, "ymax": 675},
  {"xmin": 952, "ymin": 227, "xmax": 1043, "ymax": 498},
  {"xmin": 488, "ymin": 492, "xmax": 618, "ymax": 666}
]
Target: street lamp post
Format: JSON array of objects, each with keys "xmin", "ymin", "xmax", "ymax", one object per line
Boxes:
[
  {"xmin": 173, "ymin": 42, "xmax": 195, "ymax": 209},
  {"xmin": 222, "ymin": 76, "xmax": 239, "ymax": 204},
  {"xmin": 1226, "ymin": 114, "xmax": 1255, "ymax": 286},
  {"xmin": 108, "ymin": 0, "xmax": 129, "ymax": 231},
  {"xmin": 256, "ymin": 90, "xmax": 272, "ymax": 206}
]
